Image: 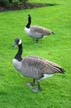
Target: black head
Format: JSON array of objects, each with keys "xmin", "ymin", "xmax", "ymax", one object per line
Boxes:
[
  {"xmin": 28, "ymin": 14, "xmax": 31, "ymax": 18},
  {"xmin": 13, "ymin": 38, "xmax": 22, "ymax": 46}
]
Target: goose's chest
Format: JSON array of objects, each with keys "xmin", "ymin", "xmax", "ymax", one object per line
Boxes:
[
  {"xmin": 25, "ymin": 27, "xmax": 42, "ymax": 38},
  {"xmin": 25, "ymin": 27, "xmax": 30, "ymax": 35},
  {"xmin": 13, "ymin": 59, "xmax": 21, "ymax": 71}
]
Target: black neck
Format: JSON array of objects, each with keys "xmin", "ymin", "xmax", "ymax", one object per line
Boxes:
[
  {"xmin": 15, "ymin": 44, "xmax": 22, "ymax": 61},
  {"xmin": 26, "ymin": 16, "xmax": 31, "ymax": 28}
]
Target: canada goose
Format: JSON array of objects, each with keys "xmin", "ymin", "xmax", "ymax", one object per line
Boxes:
[
  {"xmin": 25, "ymin": 14, "xmax": 55, "ymax": 42},
  {"xmin": 13, "ymin": 38, "xmax": 65, "ymax": 92}
]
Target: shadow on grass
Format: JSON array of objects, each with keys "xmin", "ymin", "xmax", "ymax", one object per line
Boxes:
[
  {"xmin": 0, "ymin": 3, "xmax": 58, "ymax": 12},
  {"xmin": 24, "ymin": 3, "xmax": 58, "ymax": 9}
]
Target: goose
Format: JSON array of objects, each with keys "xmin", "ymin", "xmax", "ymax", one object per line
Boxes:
[
  {"xmin": 25, "ymin": 14, "xmax": 55, "ymax": 42},
  {"xmin": 13, "ymin": 38, "xmax": 65, "ymax": 92}
]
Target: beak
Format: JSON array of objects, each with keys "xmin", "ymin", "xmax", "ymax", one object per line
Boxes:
[{"xmin": 12, "ymin": 42, "xmax": 16, "ymax": 47}]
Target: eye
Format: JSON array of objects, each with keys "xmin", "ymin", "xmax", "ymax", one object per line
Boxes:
[{"xmin": 15, "ymin": 38, "xmax": 19, "ymax": 44}]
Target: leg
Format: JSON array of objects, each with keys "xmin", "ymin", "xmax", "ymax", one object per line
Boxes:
[
  {"xmin": 31, "ymin": 79, "xmax": 35, "ymax": 86},
  {"xmin": 26, "ymin": 79, "xmax": 35, "ymax": 88},
  {"xmin": 37, "ymin": 80, "xmax": 41, "ymax": 91},
  {"xmin": 35, "ymin": 39, "xmax": 39, "ymax": 43},
  {"xmin": 32, "ymin": 80, "xmax": 42, "ymax": 92}
]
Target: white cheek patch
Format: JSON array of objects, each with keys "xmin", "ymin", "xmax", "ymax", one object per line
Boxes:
[{"xmin": 19, "ymin": 39, "xmax": 22, "ymax": 45}]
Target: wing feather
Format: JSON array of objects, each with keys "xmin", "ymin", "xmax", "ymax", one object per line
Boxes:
[
  {"xmin": 22, "ymin": 56, "xmax": 63, "ymax": 74},
  {"xmin": 31, "ymin": 26, "xmax": 52, "ymax": 35}
]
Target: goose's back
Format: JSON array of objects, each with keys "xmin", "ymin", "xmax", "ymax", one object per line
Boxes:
[{"xmin": 31, "ymin": 26, "xmax": 53, "ymax": 35}]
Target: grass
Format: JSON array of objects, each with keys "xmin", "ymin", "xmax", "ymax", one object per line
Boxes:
[{"xmin": 0, "ymin": 0, "xmax": 71, "ymax": 108}]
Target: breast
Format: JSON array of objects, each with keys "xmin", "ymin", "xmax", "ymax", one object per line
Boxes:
[
  {"xmin": 25, "ymin": 27, "xmax": 30, "ymax": 35},
  {"xmin": 13, "ymin": 58, "xmax": 42, "ymax": 79},
  {"xmin": 25, "ymin": 27, "xmax": 43, "ymax": 39},
  {"xmin": 13, "ymin": 59, "xmax": 22, "ymax": 71}
]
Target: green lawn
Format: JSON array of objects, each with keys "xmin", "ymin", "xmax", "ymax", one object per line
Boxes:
[{"xmin": 0, "ymin": 0, "xmax": 71, "ymax": 108}]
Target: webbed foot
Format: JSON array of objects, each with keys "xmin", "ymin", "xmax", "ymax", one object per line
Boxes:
[
  {"xmin": 26, "ymin": 82, "xmax": 34, "ymax": 88},
  {"xmin": 32, "ymin": 87, "xmax": 41, "ymax": 92}
]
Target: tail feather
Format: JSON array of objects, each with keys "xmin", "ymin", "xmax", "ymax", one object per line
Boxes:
[
  {"xmin": 52, "ymin": 31, "xmax": 55, "ymax": 34},
  {"xmin": 54, "ymin": 66, "xmax": 65, "ymax": 74},
  {"xmin": 58, "ymin": 67, "xmax": 65, "ymax": 73}
]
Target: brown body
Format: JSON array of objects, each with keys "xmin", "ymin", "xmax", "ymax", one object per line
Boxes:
[{"xmin": 13, "ymin": 56, "xmax": 64, "ymax": 80}]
